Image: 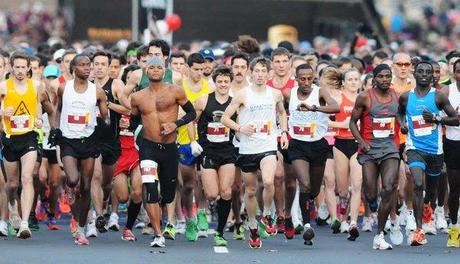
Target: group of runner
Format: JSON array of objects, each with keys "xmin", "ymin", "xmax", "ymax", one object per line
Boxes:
[{"xmin": 0, "ymin": 38, "xmax": 459, "ymax": 250}]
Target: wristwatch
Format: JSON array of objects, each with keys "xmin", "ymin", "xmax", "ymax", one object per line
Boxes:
[{"xmin": 434, "ymin": 115, "xmax": 442, "ymax": 124}]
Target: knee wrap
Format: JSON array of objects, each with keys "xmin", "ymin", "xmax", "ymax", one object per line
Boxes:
[{"xmin": 141, "ymin": 160, "xmax": 160, "ymax": 203}]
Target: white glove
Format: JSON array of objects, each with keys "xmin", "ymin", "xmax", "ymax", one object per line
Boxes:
[{"xmin": 190, "ymin": 141, "xmax": 203, "ymax": 157}]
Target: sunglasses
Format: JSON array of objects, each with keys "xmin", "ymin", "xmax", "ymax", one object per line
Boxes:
[{"xmin": 395, "ymin": 62, "xmax": 411, "ymax": 68}]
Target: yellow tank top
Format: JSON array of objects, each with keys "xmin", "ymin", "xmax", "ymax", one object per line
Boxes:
[
  {"xmin": 2, "ymin": 78, "xmax": 38, "ymax": 135},
  {"xmin": 177, "ymin": 79, "xmax": 211, "ymax": 144}
]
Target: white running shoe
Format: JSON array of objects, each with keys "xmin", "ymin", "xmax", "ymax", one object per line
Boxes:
[
  {"xmin": 384, "ymin": 218, "xmax": 392, "ymax": 233},
  {"xmin": 86, "ymin": 221, "xmax": 98, "ymax": 238},
  {"xmin": 176, "ymin": 220, "xmax": 186, "ymax": 235},
  {"xmin": 398, "ymin": 203, "xmax": 408, "ymax": 226},
  {"xmin": 142, "ymin": 226, "xmax": 154, "ymax": 235},
  {"xmin": 423, "ymin": 220, "xmax": 437, "ymax": 235},
  {"xmin": 8, "ymin": 202, "xmax": 21, "ymax": 230},
  {"xmin": 373, "ymin": 232, "xmax": 392, "ymax": 250},
  {"xmin": 150, "ymin": 235, "xmax": 166, "ymax": 247},
  {"xmin": 435, "ymin": 206, "xmax": 448, "ymax": 232},
  {"xmin": 318, "ymin": 202, "xmax": 329, "ymax": 220},
  {"xmin": 107, "ymin": 213, "xmax": 120, "ymax": 231},
  {"xmin": 362, "ymin": 217, "xmax": 372, "ymax": 232},
  {"xmin": 134, "ymin": 222, "xmax": 146, "ymax": 229},
  {"xmin": 0, "ymin": 220, "xmax": 7, "ymax": 236},
  {"xmin": 389, "ymin": 223, "xmax": 403, "ymax": 246},
  {"xmin": 405, "ymin": 211, "xmax": 416, "ymax": 234},
  {"xmin": 17, "ymin": 221, "xmax": 31, "ymax": 239},
  {"xmin": 340, "ymin": 221, "xmax": 349, "ymax": 233}
]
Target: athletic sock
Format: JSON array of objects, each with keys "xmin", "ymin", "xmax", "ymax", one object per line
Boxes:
[
  {"xmin": 216, "ymin": 198, "xmax": 232, "ymax": 234},
  {"xmin": 126, "ymin": 201, "xmax": 142, "ymax": 230}
]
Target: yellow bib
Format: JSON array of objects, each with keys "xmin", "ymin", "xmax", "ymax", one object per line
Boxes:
[
  {"xmin": 2, "ymin": 78, "xmax": 38, "ymax": 135},
  {"xmin": 177, "ymin": 79, "xmax": 211, "ymax": 145}
]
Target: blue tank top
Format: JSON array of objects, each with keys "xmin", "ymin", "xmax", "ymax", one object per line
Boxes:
[{"xmin": 406, "ymin": 88, "xmax": 442, "ymax": 154}]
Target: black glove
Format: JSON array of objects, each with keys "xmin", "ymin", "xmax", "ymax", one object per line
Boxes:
[{"xmin": 48, "ymin": 128, "xmax": 62, "ymax": 147}]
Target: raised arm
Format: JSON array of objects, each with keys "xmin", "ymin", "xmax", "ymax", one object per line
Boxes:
[{"xmin": 318, "ymin": 88, "xmax": 340, "ymax": 114}]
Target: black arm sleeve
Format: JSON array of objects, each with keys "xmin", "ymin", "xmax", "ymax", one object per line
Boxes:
[{"xmin": 175, "ymin": 101, "xmax": 196, "ymax": 128}]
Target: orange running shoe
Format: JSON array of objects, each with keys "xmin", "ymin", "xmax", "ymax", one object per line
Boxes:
[
  {"xmin": 422, "ymin": 204, "xmax": 433, "ymax": 224},
  {"xmin": 59, "ymin": 193, "xmax": 71, "ymax": 215},
  {"xmin": 410, "ymin": 228, "xmax": 427, "ymax": 246}
]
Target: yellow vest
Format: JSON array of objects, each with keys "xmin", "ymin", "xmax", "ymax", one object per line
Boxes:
[
  {"xmin": 2, "ymin": 78, "xmax": 38, "ymax": 135},
  {"xmin": 177, "ymin": 79, "xmax": 211, "ymax": 145}
]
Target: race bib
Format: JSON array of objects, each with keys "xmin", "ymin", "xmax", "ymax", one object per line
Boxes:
[
  {"xmin": 140, "ymin": 160, "xmax": 159, "ymax": 183},
  {"xmin": 292, "ymin": 122, "xmax": 317, "ymax": 138},
  {"xmin": 411, "ymin": 115, "xmax": 435, "ymax": 137},
  {"xmin": 325, "ymin": 127, "xmax": 336, "ymax": 137},
  {"xmin": 10, "ymin": 115, "xmax": 33, "ymax": 133},
  {"xmin": 206, "ymin": 122, "xmax": 230, "ymax": 143},
  {"xmin": 67, "ymin": 112, "xmax": 89, "ymax": 132},
  {"xmin": 372, "ymin": 117, "xmax": 395, "ymax": 138},
  {"xmin": 254, "ymin": 120, "xmax": 272, "ymax": 137}
]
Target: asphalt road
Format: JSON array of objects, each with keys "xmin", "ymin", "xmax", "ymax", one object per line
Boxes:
[{"xmin": 0, "ymin": 216, "xmax": 458, "ymax": 264}]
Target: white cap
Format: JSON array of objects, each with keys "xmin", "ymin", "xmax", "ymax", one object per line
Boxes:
[{"xmin": 53, "ymin": 49, "xmax": 66, "ymax": 62}]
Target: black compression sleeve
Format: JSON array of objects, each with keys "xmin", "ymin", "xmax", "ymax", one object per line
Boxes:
[{"xmin": 175, "ymin": 101, "xmax": 196, "ymax": 128}]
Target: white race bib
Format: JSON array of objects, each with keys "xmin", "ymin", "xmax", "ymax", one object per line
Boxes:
[
  {"xmin": 10, "ymin": 115, "xmax": 32, "ymax": 133},
  {"xmin": 67, "ymin": 112, "xmax": 89, "ymax": 132},
  {"xmin": 372, "ymin": 117, "xmax": 395, "ymax": 138},
  {"xmin": 206, "ymin": 122, "xmax": 230, "ymax": 143},
  {"xmin": 411, "ymin": 115, "xmax": 434, "ymax": 137}
]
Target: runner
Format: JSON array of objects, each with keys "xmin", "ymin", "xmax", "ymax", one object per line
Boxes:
[
  {"xmin": 349, "ymin": 64, "xmax": 401, "ymax": 250},
  {"xmin": 108, "ymin": 53, "xmax": 125, "ymax": 80},
  {"xmin": 328, "ymin": 68, "xmax": 362, "ymax": 241},
  {"xmin": 50, "ymin": 54, "xmax": 108, "ymax": 245},
  {"xmin": 200, "ymin": 48, "xmax": 216, "ymax": 87},
  {"xmin": 222, "ymin": 56, "xmax": 289, "ymax": 249},
  {"xmin": 0, "ymin": 51, "xmax": 55, "ymax": 238},
  {"xmin": 195, "ymin": 65, "xmax": 237, "ymax": 247},
  {"xmin": 398, "ymin": 61, "xmax": 459, "ymax": 246},
  {"xmin": 443, "ymin": 58, "xmax": 460, "ymax": 248},
  {"xmin": 130, "ymin": 55, "xmax": 196, "ymax": 247}
]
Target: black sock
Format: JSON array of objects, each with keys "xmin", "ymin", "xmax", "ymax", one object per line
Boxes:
[
  {"xmin": 299, "ymin": 192, "xmax": 312, "ymax": 225},
  {"xmin": 126, "ymin": 201, "xmax": 142, "ymax": 230},
  {"xmin": 217, "ymin": 198, "xmax": 232, "ymax": 235}
]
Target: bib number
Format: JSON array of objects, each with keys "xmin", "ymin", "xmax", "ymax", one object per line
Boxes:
[
  {"xmin": 140, "ymin": 160, "xmax": 159, "ymax": 183},
  {"xmin": 292, "ymin": 122, "xmax": 316, "ymax": 138},
  {"xmin": 372, "ymin": 117, "xmax": 395, "ymax": 138},
  {"xmin": 411, "ymin": 115, "xmax": 434, "ymax": 137},
  {"xmin": 10, "ymin": 115, "xmax": 32, "ymax": 133},
  {"xmin": 206, "ymin": 122, "xmax": 229, "ymax": 143},
  {"xmin": 67, "ymin": 112, "xmax": 89, "ymax": 132}
]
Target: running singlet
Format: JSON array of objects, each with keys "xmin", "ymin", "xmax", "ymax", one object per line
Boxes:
[
  {"xmin": 445, "ymin": 83, "xmax": 460, "ymax": 141},
  {"xmin": 197, "ymin": 92, "xmax": 236, "ymax": 151},
  {"xmin": 406, "ymin": 88, "xmax": 442, "ymax": 154},
  {"xmin": 359, "ymin": 88, "xmax": 399, "ymax": 153},
  {"xmin": 139, "ymin": 68, "xmax": 173, "ymax": 90},
  {"xmin": 238, "ymin": 87, "xmax": 277, "ymax": 154},
  {"xmin": 288, "ymin": 85, "xmax": 329, "ymax": 142},
  {"xmin": 335, "ymin": 93, "xmax": 355, "ymax": 139},
  {"xmin": 60, "ymin": 80, "xmax": 97, "ymax": 139},
  {"xmin": 2, "ymin": 78, "xmax": 38, "ymax": 135},
  {"xmin": 176, "ymin": 78, "xmax": 211, "ymax": 145},
  {"xmin": 267, "ymin": 76, "xmax": 296, "ymax": 96}
]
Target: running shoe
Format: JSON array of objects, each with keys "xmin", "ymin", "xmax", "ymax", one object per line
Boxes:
[
  {"xmin": 361, "ymin": 217, "xmax": 372, "ymax": 232},
  {"xmin": 75, "ymin": 231, "xmax": 89, "ymax": 246},
  {"xmin": 423, "ymin": 220, "xmax": 437, "ymax": 235},
  {"xmin": 248, "ymin": 228, "xmax": 262, "ymax": 249},
  {"xmin": 447, "ymin": 226, "xmax": 460, "ymax": 248},
  {"xmin": 59, "ymin": 193, "xmax": 71, "ymax": 215},
  {"xmin": 331, "ymin": 219, "xmax": 341, "ymax": 234},
  {"xmin": 8, "ymin": 222, "xmax": 17, "ymax": 236},
  {"xmin": 121, "ymin": 227, "xmax": 137, "ymax": 241},
  {"xmin": 17, "ymin": 221, "xmax": 31, "ymax": 239},
  {"xmin": 163, "ymin": 223, "xmax": 176, "ymax": 240},
  {"xmin": 107, "ymin": 213, "xmax": 120, "ymax": 231},
  {"xmin": 275, "ymin": 216, "xmax": 285, "ymax": 234},
  {"xmin": 389, "ymin": 223, "xmax": 403, "ymax": 246},
  {"xmin": 303, "ymin": 223, "xmax": 315, "ymax": 246},
  {"xmin": 233, "ymin": 222, "xmax": 245, "ymax": 240},
  {"xmin": 384, "ymin": 218, "xmax": 391, "ymax": 233},
  {"xmin": 197, "ymin": 209, "xmax": 209, "ymax": 232},
  {"xmin": 340, "ymin": 221, "xmax": 349, "ymax": 233},
  {"xmin": 185, "ymin": 219, "xmax": 198, "ymax": 241},
  {"xmin": 409, "ymin": 228, "xmax": 427, "ymax": 246},
  {"xmin": 150, "ymin": 235, "xmax": 166, "ymax": 247},
  {"xmin": 70, "ymin": 218, "xmax": 78, "ymax": 237},
  {"xmin": 373, "ymin": 232, "xmax": 392, "ymax": 250},
  {"xmin": 95, "ymin": 215, "xmax": 108, "ymax": 233},
  {"xmin": 176, "ymin": 220, "xmax": 186, "ymax": 235},
  {"xmin": 64, "ymin": 186, "xmax": 76, "ymax": 205},
  {"xmin": 8, "ymin": 202, "xmax": 21, "ymax": 230},
  {"xmin": 47, "ymin": 217, "xmax": 60, "ymax": 230},
  {"xmin": 142, "ymin": 225, "xmax": 154, "ymax": 235},
  {"xmin": 214, "ymin": 232, "xmax": 228, "ymax": 247},
  {"xmin": 317, "ymin": 202, "xmax": 329, "ymax": 220},
  {"xmin": 0, "ymin": 220, "xmax": 8, "ymax": 236},
  {"xmin": 284, "ymin": 217, "xmax": 295, "ymax": 240},
  {"xmin": 294, "ymin": 224, "xmax": 304, "ymax": 235},
  {"xmin": 405, "ymin": 211, "xmax": 417, "ymax": 234},
  {"xmin": 35, "ymin": 201, "xmax": 48, "ymax": 222},
  {"xmin": 28, "ymin": 212, "xmax": 40, "ymax": 231},
  {"xmin": 260, "ymin": 215, "xmax": 277, "ymax": 236},
  {"xmin": 422, "ymin": 204, "xmax": 433, "ymax": 225},
  {"xmin": 435, "ymin": 206, "xmax": 448, "ymax": 232},
  {"xmin": 398, "ymin": 203, "xmax": 408, "ymax": 226},
  {"xmin": 86, "ymin": 221, "xmax": 98, "ymax": 238},
  {"xmin": 347, "ymin": 223, "xmax": 359, "ymax": 241}
]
